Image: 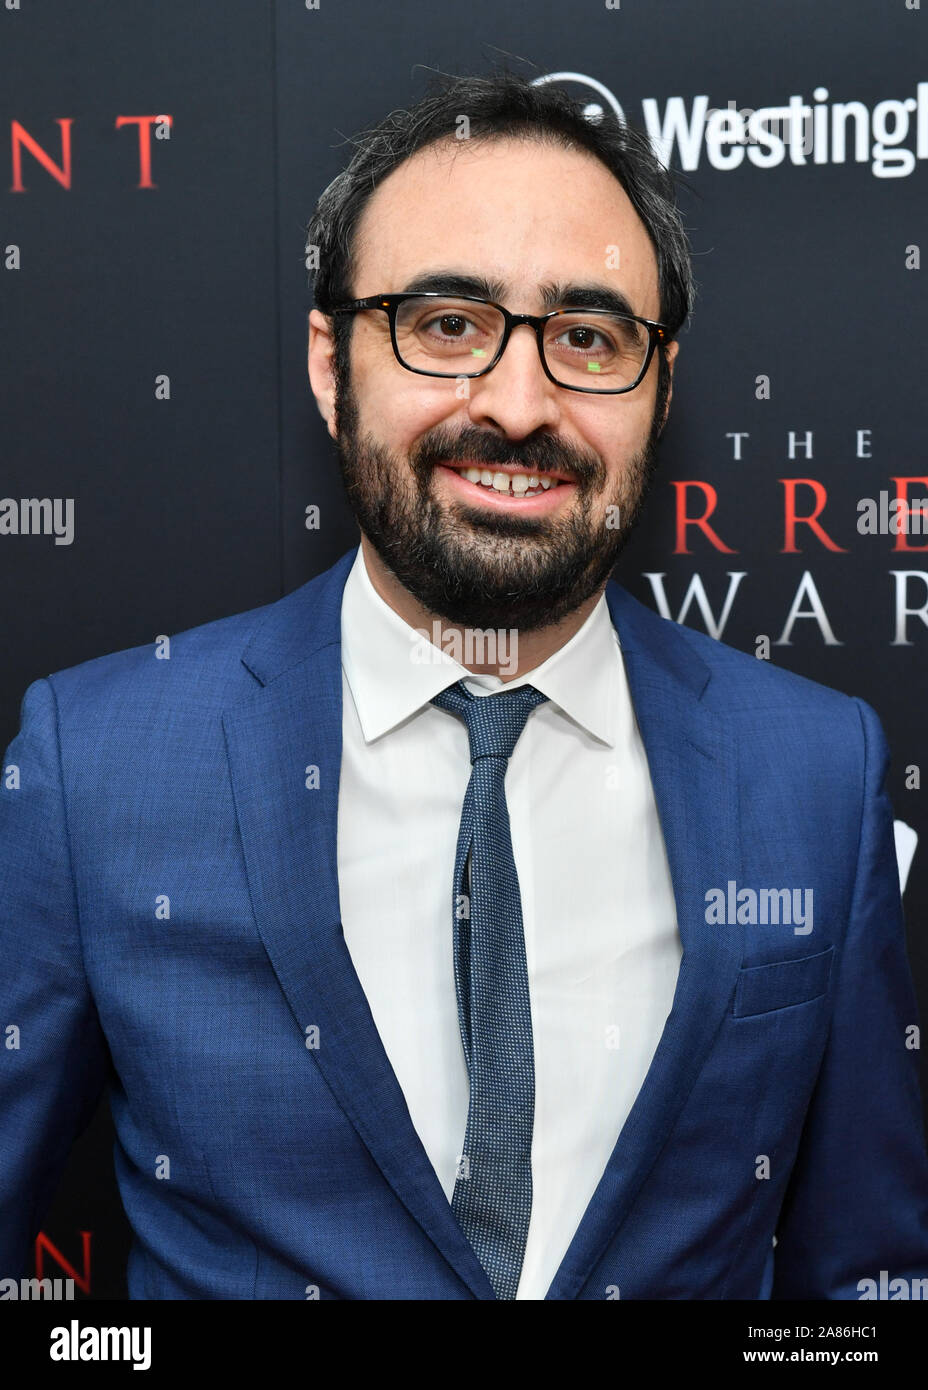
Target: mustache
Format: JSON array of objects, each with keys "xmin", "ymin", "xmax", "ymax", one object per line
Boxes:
[{"xmin": 410, "ymin": 426, "xmax": 602, "ymax": 485}]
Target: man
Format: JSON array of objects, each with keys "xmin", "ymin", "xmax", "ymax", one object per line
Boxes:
[{"xmin": 2, "ymin": 71, "xmax": 927, "ymax": 1301}]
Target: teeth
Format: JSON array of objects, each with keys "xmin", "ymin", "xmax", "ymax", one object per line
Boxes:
[{"xmin": 456, "ymin": 467, "xmax": 561, "ymax": 496}]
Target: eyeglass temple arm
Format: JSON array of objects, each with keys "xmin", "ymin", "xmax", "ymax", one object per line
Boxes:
[{"xmin": 330, "ymin": 297, "xmax": 394, "ymax": 315}]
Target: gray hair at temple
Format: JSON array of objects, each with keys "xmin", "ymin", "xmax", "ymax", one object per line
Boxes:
[{"xmin": 305, "ymin": 68, "xmax": 696, "ymax": 413}]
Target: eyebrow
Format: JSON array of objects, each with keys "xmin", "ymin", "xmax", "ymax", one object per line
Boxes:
[{"xmin": 399, "ymin": 271, "xmax": 642, "ymax": 320}]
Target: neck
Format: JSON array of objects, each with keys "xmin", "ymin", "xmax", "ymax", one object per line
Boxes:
[{"xmin": 359, "ymin": 534, "xmax": 604, "ymax": 682}]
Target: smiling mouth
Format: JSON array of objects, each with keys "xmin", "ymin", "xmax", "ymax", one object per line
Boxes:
[{"xmin": 437, "ymin": 461, "xmax": 573, "ymax": 497}]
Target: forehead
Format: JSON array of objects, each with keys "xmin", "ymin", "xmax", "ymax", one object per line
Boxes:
[{"xmin": 350, "ymin": 135, "xmax": 661, "ymax": 318}]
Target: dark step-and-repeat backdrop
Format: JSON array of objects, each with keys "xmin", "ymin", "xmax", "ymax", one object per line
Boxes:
[{"xmin": 2, "ymin": 1, "xmax": 925, "ymax": 1299}]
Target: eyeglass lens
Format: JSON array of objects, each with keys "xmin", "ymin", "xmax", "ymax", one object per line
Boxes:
[{"xmin": 393, "ymin": 296, "xmax": 650, "ymax": 389}]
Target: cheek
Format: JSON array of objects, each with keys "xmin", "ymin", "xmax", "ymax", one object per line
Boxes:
[
  {"xmin": 357, "ymin": 366, "xmax": 468, "ymax": 446},
  {"xmin": 566, "ymin": 406, "xmax": 640, "ymax": 468}
]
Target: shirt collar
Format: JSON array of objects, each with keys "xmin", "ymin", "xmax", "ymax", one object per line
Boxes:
[{"xmin": 341, "ymin": 544, "xmax": 621, "ymax": 748}]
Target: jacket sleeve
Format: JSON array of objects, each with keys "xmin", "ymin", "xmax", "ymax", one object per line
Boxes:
[
  {"xmin": 771, "ymin": 696, "xmax": 928, "ymax": 1298},
  {"xmin": 0, "ymin": 677, "xmax": 112, "ymax": 1276}
]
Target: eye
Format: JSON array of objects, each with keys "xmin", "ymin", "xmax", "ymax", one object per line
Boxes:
[
  {"xmin": 556, "ymin": 323, "xmax": 613, "ymax": 353},
  {"xmin": 422, "ymin": 312, "xmax": 478, "ymax": 340},
  {"xmin": 546, "ymin": 313, "xmax": 644, "ymax": 362}
]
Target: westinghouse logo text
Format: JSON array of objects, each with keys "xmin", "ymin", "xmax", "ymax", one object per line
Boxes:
[{"xmin": 533, "ymin": 74, "xmax": 928, "ymax": 179}]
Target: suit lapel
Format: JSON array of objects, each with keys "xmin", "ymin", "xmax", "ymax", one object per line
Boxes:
[
  {"xmin": 544, "ymin": 582, "xmax": 744, "ymax": 1299},
  {"xmin": 223, "ymin": 550, "xmax": 743, "ymax": 1302},
  {"xmin": 222, "ymin": 546, "xmax": 496, "ymax": 1300}
]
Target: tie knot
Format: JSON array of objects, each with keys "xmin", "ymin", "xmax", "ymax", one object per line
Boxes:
[{"xmin": 430, "ymin": 679, "xmax": 548, "ymax": 764}]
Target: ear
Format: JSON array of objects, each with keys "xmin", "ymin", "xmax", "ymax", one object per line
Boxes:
[
  {"xmin": 308, "ymin": 308, "xmax": 339, "ymax": 440},
  {"xmin": 659, "ymin": 339, "xmax": 680, "ymax": 433}
]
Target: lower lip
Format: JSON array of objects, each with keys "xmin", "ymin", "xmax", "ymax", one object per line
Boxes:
[{"xmin": 434, "ymin": 464, "xmax": 577, "ymax": 513}]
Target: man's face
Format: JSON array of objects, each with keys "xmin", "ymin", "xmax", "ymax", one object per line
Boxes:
[{"xmin": 309, "ymin": 135, "xmax": 679, "ymax": 632}]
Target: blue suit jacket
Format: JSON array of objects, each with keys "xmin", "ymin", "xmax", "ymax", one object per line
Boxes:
[{"xmin": 2, "ymin": 544, "xmax": 927, "ymax": 1299}]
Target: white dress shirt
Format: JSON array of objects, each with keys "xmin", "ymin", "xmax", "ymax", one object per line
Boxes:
[{"xmin": 337, "ymin": 545, "xmax": 682, "ymax": 1299}]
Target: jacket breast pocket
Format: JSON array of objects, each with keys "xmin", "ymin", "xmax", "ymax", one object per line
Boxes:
[{"xmin": 733, "ymin": 945, "xmax": 834, "ymax": 1018}]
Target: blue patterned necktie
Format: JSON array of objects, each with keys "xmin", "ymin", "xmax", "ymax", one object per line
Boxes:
[{"xmin": 430, "ymin": 678, "xmax": 549, "ymax": 1300}]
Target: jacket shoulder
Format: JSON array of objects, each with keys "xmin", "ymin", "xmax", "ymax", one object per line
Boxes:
[
  {"xmin": 39, "ymin": 548, "xmax": 356, "ymax": 723},
  {"xmin": 611, "ymin": 581, "xmax": 870, "ymax": 723},
  {"xmin": 41, "ymin": 593, "xmax": 280, "ymax": 721}
]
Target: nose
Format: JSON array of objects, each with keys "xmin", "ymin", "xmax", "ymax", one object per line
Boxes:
[{"xmin": 465, "ymin": 321, "xmax": 561, "ymax": 438}]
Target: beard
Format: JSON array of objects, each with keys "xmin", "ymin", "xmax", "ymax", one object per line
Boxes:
[{"xmin": 332, "ymin": 357, "xmax": 666, "ymax": 634}]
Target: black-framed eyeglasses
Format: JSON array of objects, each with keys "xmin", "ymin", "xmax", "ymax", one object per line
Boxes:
[{"xmin": 330, "ymin": 292, "xmax": 670, "ymax": 395}]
